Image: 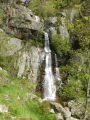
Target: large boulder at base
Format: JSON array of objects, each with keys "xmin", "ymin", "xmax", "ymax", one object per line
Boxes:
[
  {"xmin": 56, "ymin": 113, "xmax": 64, "ymax": 120},
  {"xmin": 68, "ymin": 99, "xmax": 85, "ymax": 119},
  {"xmin": 50, "ymin": 102, "xmax": 71, "ymax": 119},
  {"xmin": 66, "ymin": 117, "xmax": 79, "ymax": 120}
]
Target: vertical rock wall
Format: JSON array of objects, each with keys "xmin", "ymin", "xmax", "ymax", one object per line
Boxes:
[{"xmin": 14, "ymin": 46, "xmax": 44, "ymax": 82}]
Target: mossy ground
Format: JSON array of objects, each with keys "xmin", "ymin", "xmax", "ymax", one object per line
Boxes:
[{"xmin": 0, "ymin": 70, "xmax": 57, "ymax": 120}]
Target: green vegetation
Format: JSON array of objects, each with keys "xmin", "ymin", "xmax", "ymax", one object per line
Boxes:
[
  {"xmin": 28, "ymin": 0, "xmax": 56, "ymax": 18},
  {"xmin": 28, "ymin": 0, "xmax": 84, "ymax": 18},
  {"xmin": 51, "ymin": 34, "xmax": 70, "ymax": 55},
  {"xmin": 0, "ymin": 0, "xmax": 90, "ymax": 119},
  {"xmin": 31, "ymin": 33, "xmax": 44, "ymax": 48},
  {"xmin": 0, "ymin": 30, "xmax": 10, "ymax": 54},
  {"xmin": 0, "ymin": 70, "xmax": 57, "ymax": 120},
  {"xmin": 0, "ymin": 55, "xmax": 16, "ymax": 77},
  {"xmin": 0, "ymin": 9, "xmax": 3, "ymax": 24},
  {"xmin": 56, "ymin": 0, "xmax": 90, "ymax": 101}
]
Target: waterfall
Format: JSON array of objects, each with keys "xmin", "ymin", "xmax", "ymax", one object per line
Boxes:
[
  {"xmin": 35, "ymin": 16, "xmax": 40, "ymax": 22},
  {"xmin": 44, "ymin": 32, "xmax": 51, "ymax": 53},
  {"xmin": 43, "ymin": 32, "xmax": 56, "ymax": 100},
  {"xmin": 55, "ymin": 54, "xmax": 62, "ymax": 85}
]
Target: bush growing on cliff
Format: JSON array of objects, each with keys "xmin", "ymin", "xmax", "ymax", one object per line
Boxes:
[
  {"xmin": 56, "ymin": 0, "xmax": 90, "ymax": 101},
  {"xmin": 58, "ymin": 57, "xmax": 89, "ymax": 100},
  {"xmin": 51, "ymin": 34, "xmax": 70, "ymax": 56},
  {"xmin": 28, "ymin": 0, "xmax": 84, "ymax": 18},
  {"xmin": 28, "ymin": 0, "xmax": 56, "ymax": 17}
]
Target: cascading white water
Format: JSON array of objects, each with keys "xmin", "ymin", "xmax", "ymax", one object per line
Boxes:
[
  {"xmin": 35, "ymin": 16, "xmax": 40, "ymax": 22},
  {"xmin": 55, "ymin": 54, "xmax": 61, "ymax": 81},
  {"xmin": 44, "ymin": 33, "xmax": 51, "ymax": 53},
  {"xmin": 55, "ymin": 54, "xmax": 62, "ymax": 84},
  {"xmin": 43, "ymin": 32, "xmax": 56, "ymax": 100}
]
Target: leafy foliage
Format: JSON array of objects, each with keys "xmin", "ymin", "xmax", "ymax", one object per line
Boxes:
[
  {"xmin": 28, "ymin": 0, "xmax": 84, "ymax": 18},
  {"xmin": 28, "ymin": 0, "xmax": 56, "ymax": 18},
  {"xmin": 51, "ymin": 34, "xmax": 70, "ymax": 55},
  {"xmin": 56, "ymin": 0, "xmax": 90, "ymax": 100}
]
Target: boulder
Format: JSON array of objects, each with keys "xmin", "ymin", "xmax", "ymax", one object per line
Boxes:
[
  {"xmin": 50, "ymin": 102, "xmax": 71, "ymax": 119},
  {"xmin": 0, "ymin": 29, "xmax": 22, "ymax": 56},
  {"xmin": 26, "ymin": 93, "xmax": 38, "ymax": 99},
  {"xmin": 6, "ymin": 38, "xmax": 22, "ymax": 55},
  {"xmin": 50, "ymin": 102, "xmax": 64, "ymax": 113},
  {"xmin": 68, "ymin": 99, "xmax": 85, "ymax": 119},
  {"xmin": 66, "ymin": 117, "xmax": 79, "ymax": 120},
  {"xmin": 56, "ymin": 113, "xmax": 64, "ymax": 120},
  {"xmin": 46, "ymin": 17, "xmax": 57, "ymax": 25},
  {"xmin": 0, "ymin": 105, "xmax": 8, "ymax": 113},
  {"xmin": 50, "ymin": 109, "xmax": 55, "ymax": 114}
]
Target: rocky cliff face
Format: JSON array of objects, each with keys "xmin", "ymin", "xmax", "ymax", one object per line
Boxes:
[
  {"xmin": 2, "ymin": 4, "xmax": 44, "ymax": 39},
  {"xmin": 14, "ymin": 46, "xmax": 44, "ymax": 82},
  {"xmin": 45, "ymin": 8, "xmax": 78, "ymax": 39},
  {"xmin": 0, "ymin": 2, "xmax": 90, "ymax": 120},
  {"xmin": 0, "ymin": 29, "xmax": 44, "ymax": 90},
  {"xmin": 0, "ymin": 4, "xmax": 44, "ymax": 90}
]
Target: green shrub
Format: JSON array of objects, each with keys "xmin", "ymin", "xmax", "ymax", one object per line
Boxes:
[
  {"xmin": 60, "ymin": 79, "xmax": 86, "ymax": 100},
  {"xmin": 51, "ymin": 34, "xmax": 70, "ymax": 55}
]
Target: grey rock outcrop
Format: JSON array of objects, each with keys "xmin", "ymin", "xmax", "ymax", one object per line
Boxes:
[
  {"xmin": 58, "ymin": 17, "xmax": 69, "ymax": 40},
  {"xmin": 45, "ymin": 7, "xmax": 79, "ymax": 40},
  {"xmin": 0, "ymin": 105, "xmax": 8, "ymax": 113},
  {"xmin": 50, "ymin": 109, "xmax": 55, "ymax": 114},
  {"xmin": 66, "ymin": 117, "xmax": 79, "ymax": 120},
  {"xmin": 0, "ymin": 28, "xmax": 44, "ymax": 88},
  {"xmin": 3, "ymin": 4, "xmax": 44, "ymax": 39},
  {"xmin": 68, "ymin": 99, "xmax": 85, "ymax": 119},
  {"xmin": 14, "ymin": 46, "xmax": 44, "ymax": 83},
  {"xmin": 6, "ymin": 38, "xmax": 22, "ymax": 55},
  {"xmin": 50, "ymin": 102, "xmax": 80, "ymax": 120},
  {"xmin": 0, "ymin": 33, "xmax": 22, "ymax": 56},
  {"xmin": 19, "ymin": 0, "xmax": 26, "ymax": 3},
  {"xmin": 50, "ymin": 102, "xmax": 71, "ymax": 119},
  {"xmin": 45, "ymin": 17, "xmax": 57, "ymax": 37},
  {"xmin": 0, "ymin": 4, "xmax": 44, "ymax": 90},
  {"xmin": 56, "ymin": 113, "xmax": 64, "ymax": 120}
]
